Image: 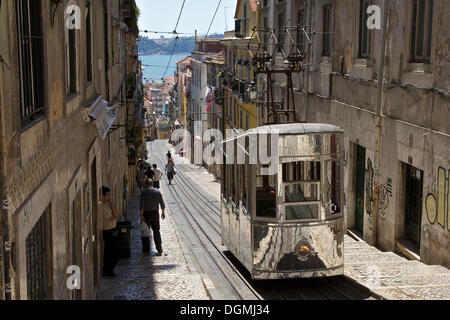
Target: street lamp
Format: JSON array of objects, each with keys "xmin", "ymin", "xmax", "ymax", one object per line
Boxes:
[{"xmin": 248, "ymin": 81, "xmax": 257, "ymax": 101}]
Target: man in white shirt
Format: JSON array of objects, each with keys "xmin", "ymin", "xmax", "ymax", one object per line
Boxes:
[
  {"xmin": 152, "ymin": 164, "xmax": 164, "ymax": 189},
  {"xmin": 101, "ymin": 186, "xmax": 119, "ymax": 277}
]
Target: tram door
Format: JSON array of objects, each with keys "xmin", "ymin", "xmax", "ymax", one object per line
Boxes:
[{"xmin": 355, "ymin": 145, "xmax": 366, "ymax": 234}]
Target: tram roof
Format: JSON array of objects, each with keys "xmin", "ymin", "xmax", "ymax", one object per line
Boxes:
[
  {"xmin": 221, "ymin": 123, "xmax": 343, "ymax": 144},
  {"xmin": 251, "ymin": 123, "xmax": 343, "ymax": 135}
]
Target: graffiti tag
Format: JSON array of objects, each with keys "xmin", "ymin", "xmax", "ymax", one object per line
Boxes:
[
  {"xmin": 378, "ymin": 177, "xmax": 393, "ymax": 220},
  {"xmin": 426, "ymin": 167, "xmax": 450, "ymax": 232}
]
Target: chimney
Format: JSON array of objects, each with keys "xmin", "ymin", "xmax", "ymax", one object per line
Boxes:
[{"xmin": 195, "ymin": 30, "xmax": 198, "ymax": 51}]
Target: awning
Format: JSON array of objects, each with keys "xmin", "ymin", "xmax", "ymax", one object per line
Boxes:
[{"xmin": 88, "ymin": 96, "xmax": 117, "ymax": 140}]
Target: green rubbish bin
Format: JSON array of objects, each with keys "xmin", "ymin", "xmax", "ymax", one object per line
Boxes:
[{"xmin": 116, "ymin": 221, "xmax": 132, "ymax": 259}]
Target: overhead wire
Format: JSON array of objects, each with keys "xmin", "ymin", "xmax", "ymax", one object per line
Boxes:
[
  {"xmin": 205, "ymin": 0, "xmax": 222, "ymax": 38},
  {"xmin": 161, "ymin": 0, "xmax": 186, "ymax": 79}
]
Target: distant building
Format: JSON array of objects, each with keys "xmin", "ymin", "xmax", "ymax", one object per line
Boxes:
[{"xmin": 190, "ymin": 39, "xmax": 224, "ymax": 166}]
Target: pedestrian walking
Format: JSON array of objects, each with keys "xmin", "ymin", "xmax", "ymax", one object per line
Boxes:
[
  {"xmin": 165, "ymin": 158, "xmax": 176, "ymax": 185},
  {"xmin": 101, "ymin": 186, "xmax": 119, "ymax": 277},
  {"xmin": 145, "ymin": 165, "xmax": 155, "ymax": 182},
  {"xmin": 136, "ymin": 164, "xmax": 146, "ymax": 192},
  {"xmin": 166, "ymin": 150, "xmax": 172, "ymax": 160},
  {"xmin": 152, "ymin": 164, "xmax": 164, "ymax": 189},
  {"xmin": 140, "ymin": 179, "xmax": 166, "ymax": 256}
]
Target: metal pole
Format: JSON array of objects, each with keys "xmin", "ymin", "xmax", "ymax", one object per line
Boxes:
[
  {"xmin": 305, "ymin": 0, "xmax": 313, "ymax": 122},
  {"xmin": 371, "ymin": 0, "xmax": 389, "ymax": 246}
]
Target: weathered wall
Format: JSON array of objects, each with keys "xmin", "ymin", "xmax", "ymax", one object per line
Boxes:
[
  {"xmin": 0, "ymin": 0, "xmax": 134, "ymax": 299},
  {"xmin": 262, "ymin": 0, "xmax": 450, "ymax": 267}
]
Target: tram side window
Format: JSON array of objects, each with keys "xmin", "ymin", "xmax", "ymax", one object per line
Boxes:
[
  {"xmin": 326, "ymin": 161, "xmax": 341, "ymax": 215},
  {"xmin": 255, "ymin": 165, "xmax": 277, "ymax": 219},
  {"xmin": 231, "ymin": 164, "xmax": 236, "ymax": 204},
  {"xmin": 242, "ymin": 164, "xmax": 248, "ymax": 209},
  {"xmin": 283, "ymin": 161, "xmax": 321, "ymax": 221},
  {"xmin": 282, "ymin": 161, "xmax": 321, "ymax": 182}
]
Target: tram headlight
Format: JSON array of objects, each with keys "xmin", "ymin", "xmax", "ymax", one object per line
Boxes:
[{"xmin": 295, "ymin": 242, "xmax": 311, "ymax": 259}]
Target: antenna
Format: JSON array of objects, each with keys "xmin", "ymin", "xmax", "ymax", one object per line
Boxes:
[{"xmin": 224, "ymin": 7, "xmax": 231, "ymax": 31}]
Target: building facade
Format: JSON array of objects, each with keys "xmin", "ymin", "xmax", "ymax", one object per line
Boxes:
[
  {"xmin": 221, "ymin": 0, "xmax": 260, "ymax": 134},
  {"xmin": 0, "ymin": 0, "xmax": 141, "ymax": 299},
  {"xmin": 247, "ymin": 0, "xmax": 449, "ymax": 267},
  {"xmin": 190, "ymin": 39, "xmax": 224, "ymax": 165}
]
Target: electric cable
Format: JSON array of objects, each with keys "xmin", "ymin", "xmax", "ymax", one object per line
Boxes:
[{"xmin": 205, "ymin": 0, "xmax": 222, "ymax": 38}]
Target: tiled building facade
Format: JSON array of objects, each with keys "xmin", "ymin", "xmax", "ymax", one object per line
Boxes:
[{"xmin": 0, "ymin": 0, "xmax": 141, "ymax": 299}]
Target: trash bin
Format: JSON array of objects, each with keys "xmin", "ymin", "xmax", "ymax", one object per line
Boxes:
[{"xmin": 116, "ymin": 221, "xmax": 132, "ymax": 259}]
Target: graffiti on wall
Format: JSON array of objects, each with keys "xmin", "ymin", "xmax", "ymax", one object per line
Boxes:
[
  {"xmin": 378, "ymin": 177, "xmax": 393, "ymax": 220},
  {"xmin": 425, "ymin": 167, "xmax": 450, "ymax": 232},
  {"xmin": 365, "ymin": 158, "xmax": 374, "ymax": 223}
]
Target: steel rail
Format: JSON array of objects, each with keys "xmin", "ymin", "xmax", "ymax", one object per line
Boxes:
[{"xmin": 150, "ymin": 141, "xmax": 262, "ymax": 300}]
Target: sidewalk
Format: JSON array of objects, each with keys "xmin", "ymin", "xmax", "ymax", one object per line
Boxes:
[
  {"xmin": 96, "ymin": 190, "xmax": 209, "ymax": 300},
  {"xmin": 173, "ymin": 152, "xmax": 450, "ymax": 300}
]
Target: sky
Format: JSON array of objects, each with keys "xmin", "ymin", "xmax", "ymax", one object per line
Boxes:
[{"xmin": 136, "ymin": 0, "xmax": 238, "ymax": 39}]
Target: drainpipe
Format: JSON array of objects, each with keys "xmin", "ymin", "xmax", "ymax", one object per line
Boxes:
[
  {"xmin": 0, "ymin": 2, "xmax": 13, "ymax": 299},
  {"xmin": 0, "ymin": 65, "xmax": 12, "ymax": 301},
  {"xmin": 371, "ymin": 0, "xmax": 389, "ymax": 246}
]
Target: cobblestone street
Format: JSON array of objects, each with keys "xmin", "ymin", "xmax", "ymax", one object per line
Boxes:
[
  {"xmin": 97, "ymin": 190, "xmax": 209, "ymax": 300},
  {"xmin": 169, "ymin": 145, "xmax": 450, "ymax": 300},
  {"xmin": 96, "ymin": 143, "xmax": 449, "ymax": 300}
]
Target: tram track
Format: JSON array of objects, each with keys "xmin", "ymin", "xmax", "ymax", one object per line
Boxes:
[
  {"xmin": 150, "ymin": 141, "xmax": 262, "ymax": 300},
  {"xmin": 149, "ymin": 140, "xmax": 377, "ymax": 300}
]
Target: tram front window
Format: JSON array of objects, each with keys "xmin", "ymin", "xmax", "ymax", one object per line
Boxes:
[
  {"xmin": 256, "ymin": 169, "xmax": 277, "ymax": 219},
  {"xmin": 283, "ymin": 161, "xmax": 321, "ymax": 221}
]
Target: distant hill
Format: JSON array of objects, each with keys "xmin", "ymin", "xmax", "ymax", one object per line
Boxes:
[{"xmin": 138, "ymin": 34, "xmax": 224, "ymax": 56}]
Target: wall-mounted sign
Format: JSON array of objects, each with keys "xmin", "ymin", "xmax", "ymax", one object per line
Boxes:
[{"xmin": 88, "ymin": 97, "xmax": 117, "ymax": 140}]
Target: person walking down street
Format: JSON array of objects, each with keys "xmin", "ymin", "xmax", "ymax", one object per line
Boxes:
[
  {"xmin": 166, "ymin": 150, "xmax": 172, "ymax": 160},
  {"xmin": 152, "ymin": 164, "xmax": 164, "ymax": 189},
  {"xmin": 101, "ymin": 186, "xmax": 119, "ymax": 277},
  {"xmin": 145, "ymin": 165, "xmax": 155, "ymax": 182},
  {"xmin": 140, "ymin": 179, "xmax": 166, "ymax": 256},
  {"xmin": 165, "ymin": 158, "xmax": 176, "ymax": 185},
  {"xmin": 136, "ymin": 164, "xmax": 146, "ymax": 193}
]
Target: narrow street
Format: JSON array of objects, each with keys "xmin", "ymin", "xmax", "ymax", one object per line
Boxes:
[
  {"xmin": 1, "ymin": 0, "xmax": 449, "ymax": 304},
  {"xmin": 96, "ymin": 139, "xmax": 450, "ymax": 300}
]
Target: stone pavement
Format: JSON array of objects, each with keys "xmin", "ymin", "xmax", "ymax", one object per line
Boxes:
[
  {"xmin": 170, "ymin": 148, "xmax": 450, "ymax": 300},
  {"xmin": 96, "ymin": 190, "xmax": 209, "ymax": 300}
]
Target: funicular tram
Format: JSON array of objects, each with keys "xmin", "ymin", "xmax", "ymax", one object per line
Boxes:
[{"xmin": 221, "ymin": 123, "xmax": 345, "ymax": 279}]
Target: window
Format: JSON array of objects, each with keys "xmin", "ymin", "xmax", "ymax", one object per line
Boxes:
[
  {"xmin": 359, "ymin": 0, "xmax": 371, "ymax": 58},
  {"xmin": 322, "ymin": 4, "xmax": 333, "ymax": 57},
  {"xmin": 325, "ymin": 161, "xmax": 341, "ymax": 216},
  {"xmin": 16, "ymin": 0, "xmax": 45, "ymax": 126},
  {"xmin": 86, "ymin": 2, "xmax": 93, "ymax": 82},
  {"xmin": 26, "ymin": 206, "xmax": 52, "ymax": 300},
  {"xmin": 282, "ymin": 161, "xmax": 321, "ymax": 182},
  {"xmin": 297, "ymin": 9, "xmax": 305, "ymax": 52},
  {"xmin": 277, "ymin": 13, "xmax": 285, "ymax": 53},
  {"xmin": 67, "ymin": 26, "xmax": 77, "ymax": 94},
  {"xmin": 410, "ymin": 0, "xmax": 434, "ymax": 63},
  {"xmin": 283, "ymin": 161, "xmax": 321, "ymax": 221},
  {"xmin": 256, "ymin": 165, "xmax": 277, "ymax": 219},
  {"xmin": 243, "ymin": 3, "xmax": 247, "ymax": 38}
]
